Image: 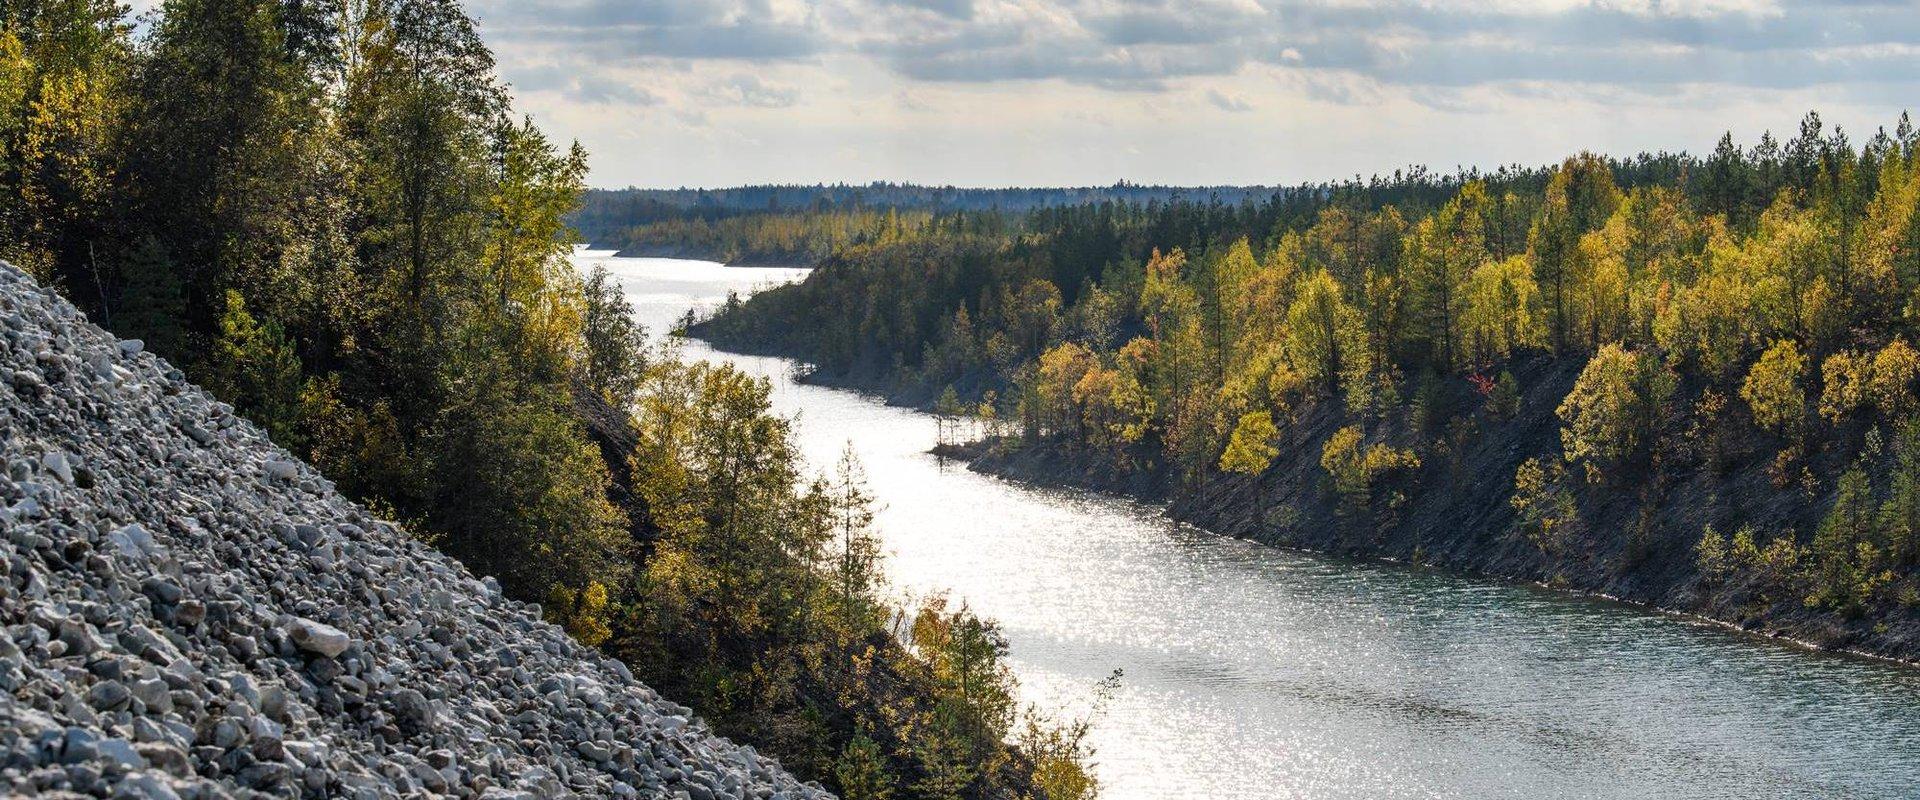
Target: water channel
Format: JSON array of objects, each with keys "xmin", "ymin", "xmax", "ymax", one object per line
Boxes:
[{"xmin": 587, "ymin": 250, "xmax": 1920, "ymax": 800}]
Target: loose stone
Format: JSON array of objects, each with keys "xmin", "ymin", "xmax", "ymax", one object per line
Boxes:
[{"xmin": 0, "ymin": 264, "xmax": 828, "ymax": 800}]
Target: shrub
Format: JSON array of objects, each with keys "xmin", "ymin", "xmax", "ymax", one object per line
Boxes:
[
  {"xmin": 1321, "ymin": 425, "xmax": 1420, "ymax": 508},
  {"xmin": 833, "ymin": 733, "xmax": 894, "ymax": 800},
  {"xmin": 1819, "ymin": 350, "xmax": 1870, "ymax": 424},
  {"xmin": 1511, "ymin": 457, "xmax": 1579, "ymax": 556},
  {"xmin": 1697, "ymin": 525, "xmax": 1731, "ymax": 582},
  {"xmin": 1741, "ymin": 338, "xmax": 1805, "ymax": 436},
  {"xmin": 1218, "ymin": 411, "xmax": 1280, "ymax": 475},
  {"xmin": 1869, "ymin": 339, "xmax": 1920, "ymax": 418}
]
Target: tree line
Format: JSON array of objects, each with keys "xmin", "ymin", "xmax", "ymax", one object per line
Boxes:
[
  {"xmin": 699, "ymin": 112, "xmax": 1920, "ymax": 643},
  {"xmin": 572, "ymin": 182, "xmax": 1293, "ymax": 236},
  {"xmin": 591, "ymin": 207, "xmax": 937, "ymax": 266},
  {"xmin": 0, "ymin": 1, "xmax": 1090, "ymax": 797}
]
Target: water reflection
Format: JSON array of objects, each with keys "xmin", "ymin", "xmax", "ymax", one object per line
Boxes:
[{"xmin": 585, "ymin": 251, "xmax": 1920, "ymax": 800}]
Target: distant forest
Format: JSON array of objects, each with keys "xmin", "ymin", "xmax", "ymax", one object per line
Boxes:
[
  {"xmin": 573, "ymin": 182, "xmax": 1297, "ymax": 263},
  {"xmin": 572, "ymin": 161, "xmax": 1707, "ymax": 265}
]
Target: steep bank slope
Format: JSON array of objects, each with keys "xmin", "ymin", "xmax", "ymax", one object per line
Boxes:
[
  {"xmin": 958, "ymin": 354, "xmax": 1920, "ymax": 665},
  {"xmin": 0, "ymin": 263, "xmax": 829, "ymax": 798}
]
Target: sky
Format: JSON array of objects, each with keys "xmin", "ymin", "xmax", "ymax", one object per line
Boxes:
[{"xmin": 153, "ymin": 0, "xmax": 1920, "ymax": 189}]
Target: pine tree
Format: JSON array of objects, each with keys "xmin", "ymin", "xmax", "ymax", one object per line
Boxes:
[
  {"xmin": 828, "ymin": 444, "xmax": 884, "ymax": 632},
  {"xmin": 208, "ymin": 290, "xmax": 304, "ymax": 445},
  {"xmin": 111, "ymin": 236, "xmax": 186, "ymax": 357},
  {"xmin": 580, "ymin": 263, "xmax": 648, "ymax": 403},
  {"xmin": 833, "ymin": 732, "xmax": 894, "ymax": 800}
]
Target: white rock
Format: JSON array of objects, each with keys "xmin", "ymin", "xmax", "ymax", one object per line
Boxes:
[
  {"xmin": 107, "ymin": 523, "xmax": 158, "ymax": 558},
  {"xmin": 288, "ymin": 618, "xmax": 352, "ymax": 658},
  {"xmin": 40, "ymin": 451, "xmax": 73, "ymax": 484},
  {"xmin": 96, "ymin": 737, "xmax": 147, "ymax": 769}
]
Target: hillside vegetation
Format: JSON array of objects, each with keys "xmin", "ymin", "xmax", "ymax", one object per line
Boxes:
[
  {"xmin": 0, "ymin": 1, "xmax": 1087, "ymax": 797},
  {"xmin": 699, "ymin": 114, "xmax": 1920, "ymax": 660}
]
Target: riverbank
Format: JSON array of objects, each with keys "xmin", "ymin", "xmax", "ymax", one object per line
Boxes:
[
  {"xmin": 601, "ymin": 243, "xmax": 819, "ymax": 269},
  {"xmin": 712, "ymin": 331, "xmax": 1920, "ymax": 666},
  {"xmin": 948, "ymin": 414, "xmax": 1920, "ymax": 666},
  {"xmin": 942, "ymin": 436, "xmax": 1920, "ymax": 667}
]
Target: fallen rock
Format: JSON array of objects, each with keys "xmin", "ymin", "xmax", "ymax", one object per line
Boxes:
[
  {"xmin": 287, "ymin": 617, "xmax": 351, "ymax": 658},
  {"xmin": 0, "ymin": 263, "xmax": 832, "ymax": 800}
]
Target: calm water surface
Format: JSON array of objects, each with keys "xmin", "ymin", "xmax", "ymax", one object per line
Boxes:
[{"xmin": 583, "ymin": 251, "xmax": 1920, "ymax": 800}]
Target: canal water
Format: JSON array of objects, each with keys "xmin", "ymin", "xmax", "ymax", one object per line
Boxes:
[{"xmin": 585, "ymin": 250, "xmax": 1920, "ymax": 800}]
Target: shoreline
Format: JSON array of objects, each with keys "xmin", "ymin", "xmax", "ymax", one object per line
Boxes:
[
  {"xmin": 697, "ymin": 333, "xmax": 1920, "ymax": 667},
  {"xmin": 954, "ymin": 436, "xmax": 1920, "ymax": 668},
  {"xmin": 950, "ymin": 438, "xmax": 1920, "ymax": 668},
  {"xmin": 590, "ymin": 244, "xmax": 820, "ymax": 269}
]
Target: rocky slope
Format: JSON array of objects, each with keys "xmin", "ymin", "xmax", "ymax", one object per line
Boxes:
[{"xmin": 0, "ymin": 262, "xmax": 832, "ymax": 798}]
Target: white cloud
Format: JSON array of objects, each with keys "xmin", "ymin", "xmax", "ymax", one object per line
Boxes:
[
  {"xmin": 457, "ymin": 0, "xmax": 1920, "ymax": 187},
  {"xmin": 707, "ymin": 74, "xmax": 802, "ymax": 108},
  {"xmin": 1206, "ymin": 88, "xmax": 1253, "ymax": 112}
]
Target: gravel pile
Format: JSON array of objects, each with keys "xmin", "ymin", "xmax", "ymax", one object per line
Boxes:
[{"xmin": 0, "ymin": 263, "xmax": 833, "ymax": 799}]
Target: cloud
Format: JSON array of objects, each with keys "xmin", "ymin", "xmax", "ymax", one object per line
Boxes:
[
  {"xmin": 472, "ymin": 0, "xmax": 1920, "ymax": 94},
  {"xmin": 458, "ymin": 0, "xmax": 1920, "ymax": 187},
  {"xmin": 707, "ymin": 74, "xmax": 801, "ymax": 108},
  {"xmin": 1206, "ymin": 88, "xmax": 1252, "ymax": 112},
  {"xmin": 472, "ymin": 0, "xmax": 827, "ymax": 60},
  {"xmin": 877, "ymin": 0, "xmax": 977, "ymax": 20},
  {"xmin": 509, "ymin": 64, "xmax": 661, "ymax": 106}
]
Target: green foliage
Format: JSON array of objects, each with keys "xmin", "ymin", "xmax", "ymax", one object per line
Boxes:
[
  {"xmin": 546, "ymin": 581, "xmax": 613, "ymax": 647},
  {"xmin": 208, "ymin": 290, "xmax": 303, "ymax": 445},
  {"xmin": 827, "ymin": 444, "xmax": 885, "ymax": 632},
  {"xmin": 580, "ymin": 263, "xmax": 648, "ymax": 402},
  {"xmin": 1219, "ymin": 411, "xmax": 1279, "ymax": 475},
  {"xmin": 428, "ymin": 344, "xmax": 629, "ymax": 599},
  {"xmin": 1404, "ymin": 181, "xmax": 1489, "ymax": 369},
  {"xmin": 1741, "ymin": 338, "xmax": 1806, "ymax": 436},
  {"xmin": 1879, "ymin": 421, "xmax": 1920, "ymax": 567},
  {"xmin": 594, "ymin": 207, "xmax": 933, "ymax": 266},
  {"xmin": 1869, "ymin": 339, "xmax": 1920, "ymax": 418},
  {"xmin": 1463, "ymin": 256, "xmax": 1545, "ymax": 363},
  {"xmin": 833, "ymin": 732, "xmax": 893, "ymax": 800},
  {"xmin": 1320, "ymin": 425, "xmax": 1420, "ymax": 509},
  {"xmin": 1809, "ymin": 467, "xmax": 1892, "ymax": 614},
  {"xmin": 111, "ymin": 236, "xmax": 186, "ymax": 356},
  {"xmin": 1285, "ymin": 269, "xmax": 1360, "ymax": 398},
  {"xmin": 1696, "ymin": 525, "xmax": 1732, "ymax": 583},
  {"xmin": 1557, "ymin": 344, "xmax": 1649, "ymax": 474},
  {"xmin": 1511, "ymin": 457, "xmax": 1579, "ymax": 557},
  {"xmin": 1820, "ymin": 350, "xmax": 1872, "ymax": 423},
  {"xmin": 1018, "ymin": 706, "xmax": 1101, "ymax": 800},
  {"xmin": 910, "ymin": 595, "xmax": 1018, "ymax": 735}
]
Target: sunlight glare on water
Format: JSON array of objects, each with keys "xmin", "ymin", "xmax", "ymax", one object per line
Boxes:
[{"xmin": 584, "ymin": 250, "xmax": 1920, "ymax": 800}]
